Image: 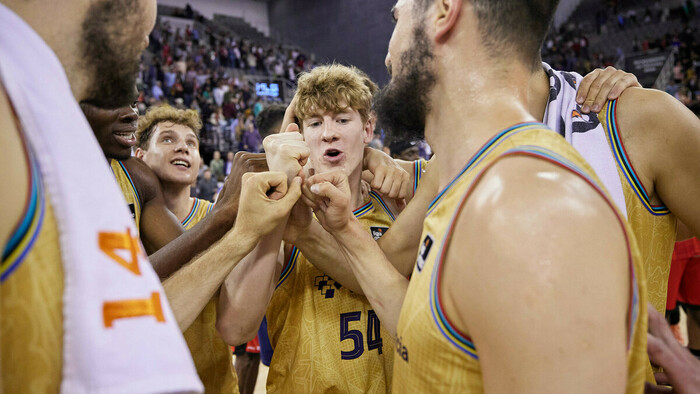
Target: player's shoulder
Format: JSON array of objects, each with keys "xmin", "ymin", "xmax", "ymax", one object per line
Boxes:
[
  {"xmin": 0, "ymin": 83, "xmax": 30, "ymax": 250},
  {"xmin": 463, "ymin": 154, "xmax": 621, "ymax": 241},
  {"xmin": 615, "ymin": 87, "xmax": 687, "ymax": 131},
  {"xmin": 120, "ymin": 157, "xmax": 162, "ymax": 202}
]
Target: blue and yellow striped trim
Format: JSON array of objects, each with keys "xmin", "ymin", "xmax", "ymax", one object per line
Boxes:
[
  {"xmin": 276, "ymin": 246, "xmax": 301, "ymax": 288},
  {"xmin": 181, "ymin": 198, "xmax": 200, "ymax": 228},
  {"xmin": 2, "ymin": 146, "xmax": 46, "ymax": 283},
  {"xmin": 114, "ymin": 160, "xmax": 142, "ymax": 214},
  {"xmin": 427, "ymin": 122, "xmax": 543, "ymax": 216},
  {"xmin": 368, "ymin": 191, "xmax": 395, "ymax": 221},
  {"xmin": 413, "ymin": 159, "xmax": 426, "ymax": 195},
  {"xmin": 604, "ymin": 100, "xmax": 669, "ymax": 216}
]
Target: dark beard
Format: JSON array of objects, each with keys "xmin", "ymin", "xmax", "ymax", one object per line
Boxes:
[
  {"xmin": 80, "ymin": 0, "xmax": 140, "ymax": 109},
  {"xmin": 374, "ymin": 26, "xmax": 436, "ymax": 141}
]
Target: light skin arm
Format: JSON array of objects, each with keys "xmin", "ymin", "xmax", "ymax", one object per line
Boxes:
[
  {"xmin": 163, "ymin": 172, "xmax": 301, "ymax": 331},
  {"xmin": 446, "ymin": 157, "xmax": 630, "ymax": 392},
  {"xmin": 616, "ymin": 88, "xmax": 700, "ymax": 238},
  {"xmin": 287, "ymin": 156, "xmax": 438, "ymax": 294},
  {"xmin": 148, "ymin": 152, "xmax": 268, "ymax": 279},
  {"xmin": 216, "ymin": 225, "xmax": 286, "ymax": 345},
  {"xmin": 304, "ymin": 170, "xmax": 409, "ymax": 336}
]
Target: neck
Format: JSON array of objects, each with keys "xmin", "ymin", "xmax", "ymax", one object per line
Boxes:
[
  {"xmin": 347, "ymin": 166, "xmax": 365, "ymax": 211},
  {"xmin": 161, "ymin": 181, "xmax": 194, "ymax": 222},
  {"xmin": 425, "ymin": 58, "xmax": 535, "ymax": 190},
  {"xmin": 5, "ymin": 1, "xmax": 90, "ymax": 102},
  {"xmin": 526, "ymin": 64, "xmax": 551, "ymax": 123}
]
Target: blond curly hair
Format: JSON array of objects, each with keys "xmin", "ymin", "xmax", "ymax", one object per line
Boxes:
[
  {"xmin": 294, "ymin": 64, "xmax": 378, "ymax": 128},
  {"xmin": 137, "ymin": 105, "xmax": 202, "ymax": 149}
]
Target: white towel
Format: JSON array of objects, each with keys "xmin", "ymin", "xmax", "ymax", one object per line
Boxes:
[
  {"xmin": 0, "ymin": 4, "xmax": 203, "ymax": 393},
  {"xmin": 542, "ymin": 62, "xmax": 627, "ymax": 217}
]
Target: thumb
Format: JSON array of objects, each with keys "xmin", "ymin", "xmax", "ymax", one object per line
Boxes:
[
  {"xmin": 310, "ymin": 181, "xmax": 346, "ymax": 203},
  {"xmin": 275, "ymin": 177, "xmax": 302, "ymax": 211},
  {"xmin": 285, "ymin": 123, "xmax": 301, "ymax": 133}
]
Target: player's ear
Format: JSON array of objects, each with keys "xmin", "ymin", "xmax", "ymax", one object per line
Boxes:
[
  {"xmin": 363, "ymin": 115, "xmax": 376, "ymax": 144},
  {"xmin": 435, "ymin": 0, "xmax": 462, "ymax": 43},
  {"xmin": 134, "ymin": 147, "xmax": 145, "ymax": 159}
]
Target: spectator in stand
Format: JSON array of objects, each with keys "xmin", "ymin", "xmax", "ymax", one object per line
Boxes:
[
  {"xmin": 196, "ymin": 168, "xmax": 218, "ymax": 202},
  {"xmin": 224, "ymin": 151, "xmax": 235, "ymax": 177},
  {"xmin": 241, "ymin": 116, "xmax": 262, "ymax": 153},
  {"xmin": 209, "ymin": 150, "xmax": 224, "ymax": 181},
  {"xmin": 151, "ymin": 81, "xmax": 164, "ymax": 102}
]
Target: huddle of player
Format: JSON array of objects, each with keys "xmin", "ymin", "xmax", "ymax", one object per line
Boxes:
[{"xmin": 4, "ymin": 0, "xmax": 700, "ymax": 392}]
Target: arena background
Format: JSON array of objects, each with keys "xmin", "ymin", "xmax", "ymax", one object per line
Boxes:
[{"xmin": 144, "ymin": 1, "xmax": 698, "ymax": 389}]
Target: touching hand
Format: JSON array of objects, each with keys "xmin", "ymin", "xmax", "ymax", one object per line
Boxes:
[
  {"xmin": 236, "ymin": 172, "xmax": 302, "ymax": 238},
  {"xmin": 304, "ymin": 170, "xmax": 354, "ymax": 233},
  {"xmin": 264, "ymin": 131, "xmax": 310, "ymax": 184},
  {"xmin": 645, "ymin": 304, "xmax": 700, "ymax": 394},
  {"xmin": 362, "ymin": 147, "xmax": 411, "ymax": 200},
  {"xmin": 214, "ymin": 152, "xmax": 268, "ymax": 221},
  {"xmin": 577, "ymin": 66, "xmax": 641, "ymax": 113}
]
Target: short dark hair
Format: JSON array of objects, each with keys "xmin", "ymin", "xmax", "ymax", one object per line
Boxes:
[
  {"xmin": 414, "ymin": 0, "xmax": 560, "ymax": 69},
  {"xmin": 255, "ymin": 104, "xmax": 287, "ymax": 138}
]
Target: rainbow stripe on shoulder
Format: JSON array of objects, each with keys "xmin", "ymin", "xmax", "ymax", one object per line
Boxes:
[
  {"xmin": 603, "ymin": 100, "xmax": 669, "ymax": 216},
  {"xmin": 426, "ymin": 122, "xmax": 544, "ymax": 216},
  {"xmin": 429, "ymin": 144, "xmax": 640, "ymax": 359},
  {"xmin": 2, "ymin": 142, "xmax": 46, "ymax": 283}
]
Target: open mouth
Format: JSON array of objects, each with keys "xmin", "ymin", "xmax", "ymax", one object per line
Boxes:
[
  {"xmin": 323, "ymin": 148, "xmax": 344, "ymax": 162},
  {"xmin": 171, "ymin": 159, "xmax": 191, "ymax": 168},
  {"xmin": 113, "ymin": 129, "xmax": 137, "ymax": 147}
]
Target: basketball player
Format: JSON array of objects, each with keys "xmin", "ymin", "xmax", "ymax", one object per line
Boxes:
[
  {"xmin": 80, "ymin": 103, "xmax": 186, "ymax": 254},
  {"xmin": 218, "ymin": 64, "xmax": 414, "ymax": 393},
  {"xmin": 0, "ymin": 1, "xmax": 301, "ymax": 390},
  {"xmin": 303, "ymin": 0, "xmax": 648, "ymax": 391}
]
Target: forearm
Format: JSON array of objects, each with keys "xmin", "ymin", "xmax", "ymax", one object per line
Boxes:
[
  {"xmin": 149, "ymin": 211, "xmax": 234, "ymax": 279},
  {"xmin": 216, "ymin": 225, "xmax": 285, "ymax": 345},
  {"xmin": 163, "ymin": 225, "xmax": 257, "ymax": 332},
  {"xmin": 332, "ymin": 219, "xmax": 409, "ymax": 337},
  {"xmin": 294, "ymin": 220, "xmax": 365, "ymax": 294}
]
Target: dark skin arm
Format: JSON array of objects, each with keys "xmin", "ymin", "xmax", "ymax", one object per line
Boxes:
[
  {"xmin": 122, "ymin": 157, "xmax": 184, "ymax": 255},
  {"xmin": 148, "ymin": 152, "xmax": 269, "ymax": 279}
]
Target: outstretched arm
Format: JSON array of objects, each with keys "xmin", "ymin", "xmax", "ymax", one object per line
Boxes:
[
  {"xmin": 305, "ymin": 170, "xmax": 409, "ymax": 336},
  {"xmin": 148, "ymin": 152, "xmax": 268, "ymax": 279},
  {"xmin": 216, "ymin": 224, "xmax": 286, "ymax": 345},
  {"xmin": 163, "ymin": 172, "xmax": 301, "ymax": 331}
]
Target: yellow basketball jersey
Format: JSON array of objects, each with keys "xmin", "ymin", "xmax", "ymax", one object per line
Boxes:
[
  {"xmin": 266, "ymin": 191, "xmax": 396, "ymax": 393},
  {"xmin": 110, "ymin": 159, "xmax": 142, "ymax": 229},
  {"xmin": 600, "ymin": 100, "xmax": 676, "ymax": 315},
  {"xmin": 181, "ymin": 198, "xmax": 214, "ymax": 230},
  {"xmin": 2, "ymin": 143, "xmax": 64, "ymax": 392},
  {"xmin": 393, "ymin": 123, "xmax": 648, "ymax": 393},
  {"xmin": 180, "ymin": 197, "xmax": 238, "ymax": 393}
]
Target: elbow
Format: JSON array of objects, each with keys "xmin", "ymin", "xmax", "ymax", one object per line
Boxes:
[{"xmin": 216, "ymin": 315, "xmax": 260, "ymax": 346}]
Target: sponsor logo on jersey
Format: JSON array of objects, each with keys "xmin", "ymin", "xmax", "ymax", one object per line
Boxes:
[
  {"xmin": 370, "ymin": 226, "xmax": 389, "ymax": 240},
  {"xmin": 416, "ymin": 234, "xmax": 434, "ymax": 272},
  {"xmin": 315, "ymin": 274, "xmax": 342, "ymax": 299},
  {"xmin": 395, "ymin": 335, "xmax": 409, "ymax": 362},
  {"xmin": 127, "ymin": 203, "xmax": 136, "ymax": 220}
]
